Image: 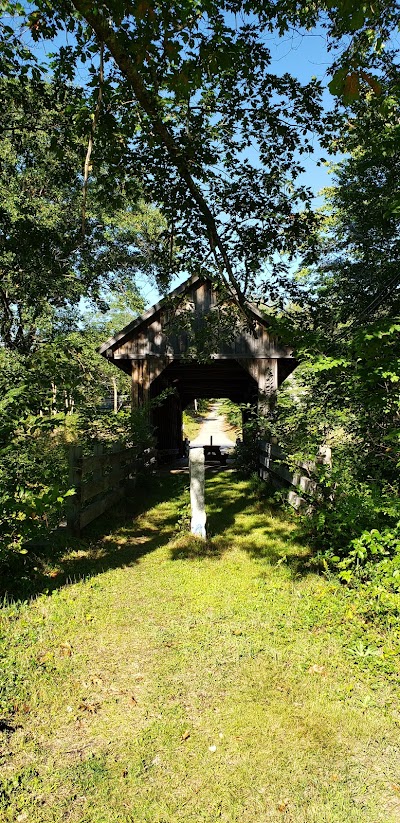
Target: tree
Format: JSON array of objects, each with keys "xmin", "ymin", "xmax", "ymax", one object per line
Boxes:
[
  {"xmin": 0, "ymin": 71, "xmax": 177, "ymax": 353},
  {"xmin": 1, "ymin": 0, "xmax": 399, "ymax": 565},
  {"xmin": 2, "ymin": 1, "xmax": 399, "ymax": 315},
  {"xmin": 269, "ymin": 69, "xmax": 400, "ymax": 557},
  {"xmin": 9, "ymin": 1, "xmax": 399, "ymax": 301},
  {"xmin": 0, "ymin": 1, "xmax": 328, "ymax": 309},
  {"xmin": 317, "ymin": 84, "xmax": 400, "ymax": 328},
  {"xmin": 0, "ymin": 67, "xmax": 169, "ymax": 560}
]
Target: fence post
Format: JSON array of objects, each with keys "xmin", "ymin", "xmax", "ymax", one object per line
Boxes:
[
  {"xmin": 190, "ymin": 448, "xmax": 206, "ymax": 539},
  {"xmin": 67, "ymin": 445, "xmax": 83, "ymax": 536},
  {"xmin": 318, "ymin": 445, "xmax": 332, "ymax": 467}
]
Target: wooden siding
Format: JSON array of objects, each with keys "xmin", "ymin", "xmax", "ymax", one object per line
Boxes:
[
  {"xmin": 103, "ymin": 278, "xmax": 292, "ymax": 363},
  {"xmin": 67, "ymin": 443, "xmax": 157, "ymax": 534},
  {"xmin": 99, "ymin": 276, "xmax": 297, "ymax": 451}
]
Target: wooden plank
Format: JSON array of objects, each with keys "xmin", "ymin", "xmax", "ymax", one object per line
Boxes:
[
  {"xmin": 81, "ymin": 459, "xmax": 135, "ymax": 504},
  {"xmin": 269, "ymin": 462, "xmax": 295, "ymax": 485},
  {"xmin": 81, "ymin": 449, "xmax": 139, "ymax": 504},
  {"xmin": 292, "ymin": 473, "xmax": 317, "ymax": 495},
  {"xmin": 259, "ymin": 441, "xmax": 285, "ymax": 459},
  {"xmin": 260, "ymin": 454, "xmax": 286, "ymax": 471},
  {"xmin": 287, "ymin": 490, "xmax": 307, "ymax": 510},
  {"xmin": 81, "ymin": 476, "xmax": 107, "ymax": 505},
  {"xmin": 81, "ymin": 447, "xmax": 137, "ymax": 475},
  {"xmin": 67, "ymin": 445, "xmax": 83, "ymax": 535},
  {"xmin": 79, "ymin": 487, "xmax": 125, "ymax": 531},
  {"xmin": 82, "ymin": 469, "xmax": 121, "ymax": 504},
  {"xmin": 259, "ymin": 438, "xmax": 321, "ymax": 510},
  {"xmin": 260, "ymin": 441, "xmax": 316, "ymax": 474},
  {"xmin": 260, "ymin": 458, "xmax": 317, "ymax": 493},
  {"xmin": 67, "ymin": 442, "xmax": 157, "ymax": 533}
]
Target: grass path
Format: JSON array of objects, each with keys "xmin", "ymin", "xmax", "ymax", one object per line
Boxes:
[{"xmin": 1, "ymin": 470, "xmax": 400, "ymax": 822}]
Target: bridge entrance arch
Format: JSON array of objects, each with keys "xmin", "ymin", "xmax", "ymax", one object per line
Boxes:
[{"xmin": 99, "ymin": 275, "xmax": 296, "ymax": 455}]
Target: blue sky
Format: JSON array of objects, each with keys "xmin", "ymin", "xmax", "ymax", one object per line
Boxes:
[
  {"xmin": 8, "ymin": 8, "xmax": 340, "ymax": 310},
  {"xmin": 143, "ymin": 25, "xmax": 340, "ymax": 309},
  {"xmin": 267, "ymin": 25, "xmax": 337, "ymax": 196}
]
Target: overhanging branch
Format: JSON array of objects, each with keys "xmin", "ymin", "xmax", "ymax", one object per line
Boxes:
[
  {"xmin": 70, "ymin": 0, "xmax": 251, "ymax": 317},
  {"xmin": 82, "ymin": 41, "xmax": 104, "ymax": 236}
]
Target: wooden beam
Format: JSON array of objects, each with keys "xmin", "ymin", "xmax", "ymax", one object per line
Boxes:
[{"xmin": 131, "ymin": 356, "xmax": 168, "ymax": 408}]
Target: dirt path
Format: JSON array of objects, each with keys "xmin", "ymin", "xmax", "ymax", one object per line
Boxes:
[{"xmin": 190, "ymin": 401, "xmax": 237, "ymax": 448}]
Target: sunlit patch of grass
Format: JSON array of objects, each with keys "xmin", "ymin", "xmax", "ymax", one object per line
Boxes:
[
  {"xmin": 1, "ymin": 470, "xmax": 400, "ymax": 822},
  {"xmin": 183, "ymin": 403, "xmax": 212, "ymax": 440}
]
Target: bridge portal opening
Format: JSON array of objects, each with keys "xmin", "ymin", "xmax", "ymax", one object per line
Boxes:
[{"xmin": 150, "ymin": 359, "xmax": 258, "ymax": 453}]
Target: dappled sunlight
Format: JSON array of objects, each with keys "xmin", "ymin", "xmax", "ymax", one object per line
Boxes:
[
  {"xmin": 225, "ymin": 499, "xmax": 309, "ymax": 571},
  {"xmin": 164, "ymin": 469, "xmax": 315, "ymax": 577},
  {"xmin": 169, "ymin": 534, "xmax": 221, "ymax": 561},
  {"xmin": 3, "ymin": 467, "xmax": 313, "ymax": 601},
  {"xmin": 3, "ymin": 467, "xmax": 400, "ymax": 823},
  {"xmin": 1, "ymin": 472, "xmax": 190, "ymax": 601}
]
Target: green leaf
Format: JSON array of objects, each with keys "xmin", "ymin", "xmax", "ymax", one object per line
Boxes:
[{"xmin": 328, "ymin": 67, "xmax": 348, "ymax": 97}]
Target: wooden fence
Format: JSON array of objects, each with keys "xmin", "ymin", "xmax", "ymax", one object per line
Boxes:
[
  {"xmin": 259, "ymin": 440, "xmax": 331, "ymax": 509},
  {"xmin": 67, "ymin": 443, "xmax": 157, "ymax": 534}
]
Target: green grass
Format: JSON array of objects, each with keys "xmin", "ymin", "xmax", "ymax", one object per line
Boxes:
[
  {"xmin": 182, "ymin": 403, "xmax": 212, "ymax": 440},
  {"xmin": 182, "ymin": 408, "xmax": 202, "ymax": 440},
  {"xmin": 218, "ymin": 398, "xmax": 242, "ymax": 435},
  {"xmin": 183, "ymin": 399, "xmax": 240, "ymax": 442},
  {"xmin": 1, "ymin": 470, "xmax": 400, "ymax": 822}
]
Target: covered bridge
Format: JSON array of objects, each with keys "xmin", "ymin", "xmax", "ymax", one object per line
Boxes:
[{"xmin": 99, "ymin": 275, "xmax": 296, "ymax": 454}]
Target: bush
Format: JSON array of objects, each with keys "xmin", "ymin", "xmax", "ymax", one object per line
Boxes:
[
  {"xmin": 0, "ymin": 411, "xmax": 75, "ymax": 561},
  {"xmin": 334, "ymin": 521, "xmax": 400, "ymax": 582},
  {"xmin": 0, "ymin": 394, "xmax": 155, "ymax": 566},
  {"xmin": 295, "ymin": 452, "xmax": 400, "ymax": 594},
  {"xmin": 234, "ymin": 417, "xmax": 264, "ymax": 477}
]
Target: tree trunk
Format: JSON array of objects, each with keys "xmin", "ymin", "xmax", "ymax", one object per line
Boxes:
[
  {"xmin": 112, "ymin": 376, "xmax": 118, "ymax": 414},
  {"xmin": 70, "ymin": 0, "xmax": 250, "ymax": 318}
]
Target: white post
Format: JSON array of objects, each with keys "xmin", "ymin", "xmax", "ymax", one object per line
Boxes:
[
  {"xmin": 189, "ymin": 448, "xmax": 206, "ymax": 538},
  {"xmin": 318, "ymin": 445, "xmax": 332, "ymax": 466}
]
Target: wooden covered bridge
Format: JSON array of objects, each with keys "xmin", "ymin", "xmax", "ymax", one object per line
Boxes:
[{"xmin": 99, "ymin": 275, "xmax": 295, "ymax": 455}]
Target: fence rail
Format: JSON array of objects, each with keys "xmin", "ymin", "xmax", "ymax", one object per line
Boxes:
[
  {"xmin": 259, "ymin": 440, "xmax": 331, "ymax": 509},
  {"xmin": 67, "ymin": 443, "xmax": 157, "ymax": 534}
]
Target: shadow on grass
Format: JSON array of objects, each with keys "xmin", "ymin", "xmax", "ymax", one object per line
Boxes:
[
  {"xmin": 3, "ymin": 469, "xmax": 318, "ymax": 602},
  {"xmin": 1, "ymin": 472, "xmax": 189, "ymax": 603},
  {"xmin": 169, "ymin": 534, "xmax": 222, "ymax": 561},
  {"xmin": 170, "ymin": 469, "xmax": 316, "ymax": 578}
]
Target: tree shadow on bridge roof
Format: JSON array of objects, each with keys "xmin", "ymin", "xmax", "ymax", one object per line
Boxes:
[
  {"xmin": 170, "ymin": 469, "xmax": 316, "ymax": 579},
  {"xmin": 1, "ymin": 471, "xmax": 190, "ymax": 603}
]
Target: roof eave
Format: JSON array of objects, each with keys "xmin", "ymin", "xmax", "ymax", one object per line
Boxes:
[{"xmin": 98, "ymin": 273, "xmax": 204, "ymax": 358}]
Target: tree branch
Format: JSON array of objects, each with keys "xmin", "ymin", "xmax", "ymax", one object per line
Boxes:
[
  {"xmin": 82, "ymin": 41, "xmax": 104, "ymax": 236},
  {"xmin": 70, "ymin": 0, "xmax": 250, "ymax": 316}
]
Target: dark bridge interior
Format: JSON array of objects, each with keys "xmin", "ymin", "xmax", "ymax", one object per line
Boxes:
[
  {"xmin": 150, "ymin": 359, "xmax": 258, "ymax": 408},
  {"xmin": 150, "ymin": 359, "xmax": 258, "ymax": 452},
  {"xmin": 99, "ymin": 276, "xmax": 297, "ymax": 455}
]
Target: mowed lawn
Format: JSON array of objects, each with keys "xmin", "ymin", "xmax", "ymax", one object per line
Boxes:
[{"xmin": 1, "ymin": 470, "xmax": 400, "ymax": 823}]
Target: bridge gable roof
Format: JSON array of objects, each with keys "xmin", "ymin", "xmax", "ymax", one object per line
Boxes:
[{"xmin": 99, "ymin": 274, "xmax": 292, "ymax": 365}]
